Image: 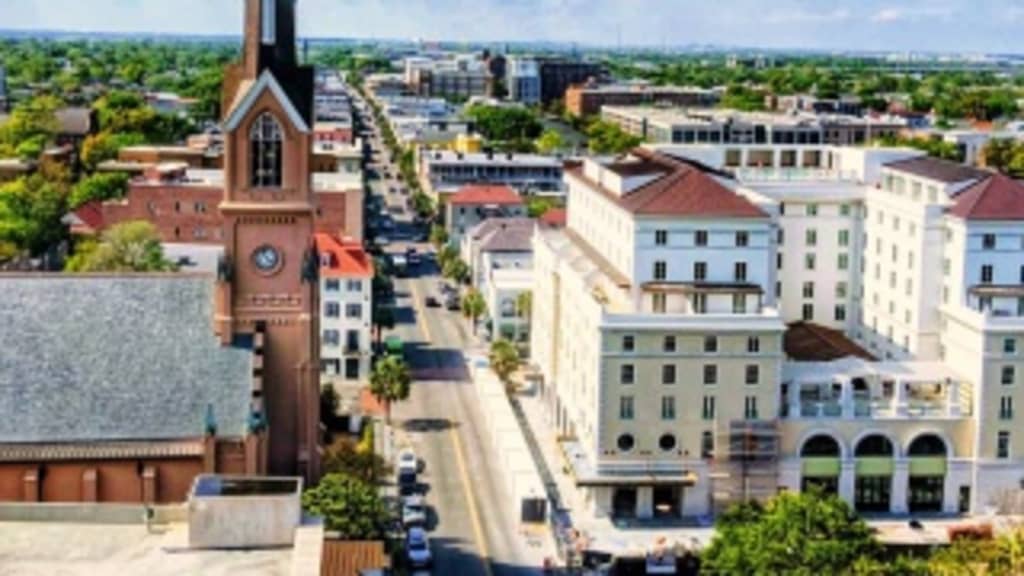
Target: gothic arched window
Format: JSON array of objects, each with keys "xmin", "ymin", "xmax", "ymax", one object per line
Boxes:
[{"xmin": 250, "ymin": 112, "xmax": 283, "ymax": 188}]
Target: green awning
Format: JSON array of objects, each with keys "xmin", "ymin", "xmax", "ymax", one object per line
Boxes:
[
  {"xmin": 909, "ymin": 457, "xmax": 947, "ymax": 477},
  {"xmin": 802, "ymin": 457, "xmax": 841, "ymax": 477},
  {"xmin": 856, "ymin": 457, "xmax": 893, "ymax": 476}
]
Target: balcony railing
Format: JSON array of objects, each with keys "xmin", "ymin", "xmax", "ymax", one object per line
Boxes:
[{"xmin": 786, "ymin": 399, "xmax": 969, "ymax": 419}]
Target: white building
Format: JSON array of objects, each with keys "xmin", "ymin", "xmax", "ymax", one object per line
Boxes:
[
  {"xmin": 315, "ymin": 233, "xmax": 374, "ymax": 385},
  {"xmin": 506, "ymin": 58, "xmax": 541, "ymax": 105},
  {"xmin": 531, "ymin": 149, "xmax": 786, "ymax": 520},
  {"xmin": 419, "ymin": 149, "xmax": 565, "ymax": 202},
  {"xmin": 461, "ymin": 217, "xmax": 535, "ymax": 346}
]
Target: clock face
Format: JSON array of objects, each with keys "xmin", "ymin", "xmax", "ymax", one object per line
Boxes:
[{"xmin": 252, "ymin": 245, "xmax": 282, "ymax": 273}]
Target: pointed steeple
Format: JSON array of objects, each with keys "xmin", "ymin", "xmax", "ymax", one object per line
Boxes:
[{"xmin": 243, "ymin": 0, "xmax": 298, "ymax": 80}]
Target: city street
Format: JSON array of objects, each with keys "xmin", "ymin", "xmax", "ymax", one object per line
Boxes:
[{"xmin": 355, "ymin": 91, "xmax": 547, "ymax": 575}]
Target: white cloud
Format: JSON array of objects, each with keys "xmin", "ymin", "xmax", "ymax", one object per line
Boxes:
[
  {"xmin": 766, "ymin": 8, "xmax": 851, "ymax": 24},
  {"xmin": 871, "ymin": 5, "xmax": 955, "ymax": 23}
]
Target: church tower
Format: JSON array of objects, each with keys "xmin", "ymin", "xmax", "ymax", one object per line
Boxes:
[{"xmin": 216, "ymin": 0, "xmax": 320, "ymax": 481}]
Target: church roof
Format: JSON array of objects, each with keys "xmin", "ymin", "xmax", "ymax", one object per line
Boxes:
[
  {"xmin": 0, "ymin": 275, "xmax": 254, "ymax": 444},
  {"xmin": 947, "ymin": 173, "xmax": 1024, "ymax": 221},
  {"xmin": 224, "ymin": 70, "xmax": 311, "ymax": 134}
]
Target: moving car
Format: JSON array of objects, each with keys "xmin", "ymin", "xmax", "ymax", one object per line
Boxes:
[
  {"xmin": 445, "ymin": 292, "xmax": 461, "ymax": 311},
  {"xmin": 406, "ymin": 527, "xmax": 433, "ymax": 569},
  {"xmin": 401, "ymin": 494, "xmax": 427, "ymax": 528},
  {"xmin": 425, "ymin": 295, "xmax": 441, "ymax": 308}
]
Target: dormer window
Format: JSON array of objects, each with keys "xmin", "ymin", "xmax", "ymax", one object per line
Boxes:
[{"xmin": 250, "ymin": 112, "xmax": 283, "ymax": 188}]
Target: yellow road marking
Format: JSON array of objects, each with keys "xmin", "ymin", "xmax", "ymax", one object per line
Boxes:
[{"xmin": 408, "ymin": 277, "xmax": 493, "ymax": 576}]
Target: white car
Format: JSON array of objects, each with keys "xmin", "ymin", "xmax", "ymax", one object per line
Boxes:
[
  {"xmin": 406, "ymin": 527, "xmax": 432, "ymax": 569},
  {"xmin": 397, "ymin": 448, "xmax": 418, "ymax": 475},
  {"xmin": 401, "ymin": 494, "xmax": 427, "ymax": 527}
]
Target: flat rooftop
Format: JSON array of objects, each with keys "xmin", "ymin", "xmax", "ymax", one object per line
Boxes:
[{"xmin": 0, "ymin": 519, "xmax": 323, "ymax": 576}]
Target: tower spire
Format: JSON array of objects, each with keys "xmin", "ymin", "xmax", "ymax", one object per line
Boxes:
[{"xmin": 243, "ymin": 0, "xmax": 297, "ymax": 79}]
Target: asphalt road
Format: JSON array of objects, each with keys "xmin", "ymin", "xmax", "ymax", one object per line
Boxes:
[{"xmin": 354, "ymin": 90, "xmax": 544, "ymax": 575}]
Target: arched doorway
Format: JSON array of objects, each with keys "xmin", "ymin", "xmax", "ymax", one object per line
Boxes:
[
  {"xmin": 854, "ymin": 434, "xmax": 895, "ymax": 513},
  {"xmin": 800, "ymin": 434, "xmax": 842, "ymax": 495},
  {"xmin": 907, "ymin": 434, "xmax": 948, "ymax": 513}
]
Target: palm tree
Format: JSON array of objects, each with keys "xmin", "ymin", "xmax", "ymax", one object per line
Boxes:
[
  {"xmin": 369, "ymin": 356, "xmax": 411, "ymax": 424},
  {"xmin": 489, "ymin": 339, "xmax": 520, "ymax": 385},
  {"xmin": 372, "ymin": 304, "xmax": 395, "ymax": 348},
  {"xmin": 461, "ymin": 289, "xmax": 487, "ymax": 335}
]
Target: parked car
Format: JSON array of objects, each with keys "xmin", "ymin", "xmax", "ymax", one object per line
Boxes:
[
  {"xmin": 445, "ymin": 292, "xmax": 461, "ymax": 311},
  {"xmin": 406, "ymin": 527, "xmax": 433, "ymax": 569},
  {"xmin": 425, "ymin": 296, "xmax": 441, "ymax": 308},
  {"xmin": 401, "ymin": 494, "xmax": 427, "ymax": 528},
  {"xmin": 397, "ymin": 448, "xmax": 418, "ymax": 475}
]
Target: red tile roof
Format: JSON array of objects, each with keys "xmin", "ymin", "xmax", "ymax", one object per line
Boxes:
[
  {"xmin": 539, "ymin": 208, "xmax": 567, "ymax": 227},
  {"xmin": 314, "ymin": 233, "xmax": 374, "ymax": 278},
  {"xmin": 321, "ymin": 540, "xmax": 389, "ymax": 576},
  {"xmin": 448, "ymin": 184, "xmax": 523, "ymax": 206},
  {"xmin": 948, "ymin": 173, "xmax": 1024, "ymax": 221},
  {"xmin": 571, "ymin": 149, "xmax": 767, "ymax": 219},
  {"xmin": 69, "ymin": 201, "xmax": 105, "ymax": 234}
]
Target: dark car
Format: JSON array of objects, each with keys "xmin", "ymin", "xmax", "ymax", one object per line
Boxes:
[{"xmin": 425, "ymin": 296, "xmax": 441, "ymax": 308}]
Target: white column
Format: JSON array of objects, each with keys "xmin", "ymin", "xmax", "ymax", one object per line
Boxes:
[
  {"xmin": 789, "ymin": 382, "xmax": 803, "ymax": 418},
  {"xmin": 839, "ymin": 460, "xmax": 856, "ymax": 508},
  {"xmin": 946, "ymin": 379, "xmax": 962, "ymax": 417},
  {"xmin": 891, "ymin": 460, "xmax": 909, "ymax": 514},
  {"xmin": 840, "ymin": 378, "xmax": 854, "ymax": 418},
  {"xmin": 637, "ymin": 486, "xmax": 654, "ymax": 519},
  {"xmin": 893, "ymin": 379, "xmax": 908, "ymax": 416}
]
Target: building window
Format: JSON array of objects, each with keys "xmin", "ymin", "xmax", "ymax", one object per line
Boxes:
[
  {"xmin": 344, "ymin": 358, "xmax": 359, "ymax": 380},
  {"xmin": 802, "ymin": 303, "xmax": 814, "ymax": 321},
  {"xmin": 777, "ymin": 229, "xmax": 785, "ymax": 245},
  {"xmin": 835, "ymin": 305, "xmax": 847, "ymax": 322},
  {"xmin": 661, "ymin": 396, "xmax": 676, "ymax": 420},
  {"xmin": 805, "ymin": 229, "xmax": 818, "ymax": 246},
  {"xmin": 1002, "ymin": 366, "xmax": 1015, "ymax": 385},
  {"xmin": 805, "ymin": 254, "xmax": 816, "ymax": 270},
  {"xmin": 744, "ymin": 396, "xmax": 759, "ymax": 420},
  {"xmin": 695, "ymin": 230, "xmax": 708, "ymax": 246},
  {"xmin": 652, "ymin": 293, "xmax": 667, "ymax": 314},
  {"xmin": 701, "ymin": 431, "xmax": 715, "ymax": 458},
  {"xmin": 346, "ymin": 280, "xmax": 363, "ymax": 292},
  {"xmin": 998, "ymin": 431, "xmax": 1011, "ymax": 459},
  {"xmin": 736, "ymin": 231, "xmax": 749, "ymax": 247},
  {"xmin": 840, "ymin": 203, "xmax": 851, "ymax": 216},
  {"xmin": 620, "ymin": 397, "xmax": 634, "ymax": 420},
  {"xmin": 323, "ymin": 330, "xmax": 340, "ymax": 346},
  {"xmin": 663, "ymin": 335, "xmax": 677, "ymax": 352},
  {"xmin": 982, "ymin": 265, "xmax": 994, "ymax": 284},
  {"xmin": 703, "ymin": 364, "xmax": 718, "ymax": 385},
  {"xmin": 617, "ymin": 434, "xmax": 635, "ymax": 452},
  {"xmin": 345, "ymin": 304, "xmax": 362, "ymax": 318},
  {"xmin": 702, "ymin": 396, "xmax": 716, "ymax": 420},
  {"xmin": 836, "ymin": 282, "xmax": 848, "ymax": 299},
  {"xmin": 777, "ymin": 253, "xmax": 783, "ymax": 270},
  {"xmin": 250, "ymin": 112, "xmax": 283, "ymax": 188},
  {"xmin": 325, "ymin": 302, "xmax": 341, "ymax": 318},
  {"xmin": 745, "ymin": 365, "xmax": 759, "ymax": 385},
  {"xmin": 693, "ymin": 293, "xmax": 708, "ymax": 314},
  {"xmin": 694, "ymin": 262, "xmax": 707, "ymax": 281},
  {"xmin": 622, "ymin": 335, "xmax": 635, "ymax": 352},
  {"xmin": 983, "ymin": 234, "xmax": 997, "ymax": 250},
  {"xmin": 654, "ymin": 261, "xmax": 667, "ymax": 281},
  {"xmin": 1000, "ymin": 397, "xmax": 1014, "ymax": 420},
  {"xmin": 655, "ymin": 230, "xmax": 668, "ymax": 246},
  {"xmin": 704, "ymin": 335, "xmax": 718, "ymax": 353},
  {"xmin": 659, "ymin": 433, "xmax": 677, "ymax": 451},
  {"xmin": 1005, "ymin": 338, "xmax": 1017, "ymax": 355},
  {"xmin": 662, "ymin": 364, "xmax": 677, "ymax": 385},
  {"xmin": 733, "ymin": 294, "xmax": 747, "ymax": 314},
  {"xmin": 802, "ymin": 282, "xmax": 815, "ymax": 299},
  {"xmin": 610, "ymin": 361, "xmax": 633, "ymax": 385},
  {"xmin": 747, "ymin": 336, "xmax": 761, "ymax": 353},
  {"xmin": 838, "ymin": 229, "xmax": 850, "ymax": 246},
  {"xmin": 325, "ymin": 279, "xmax": 340, "ymax": 291},
  {"xmin": 838, "ymin": 253, "xmax": 849, "ymax": 271},
  {"xmin": 806, "ymin": 204, "xmax": 818, "ymax": 216},
  {"xmin": 734, "ymin": 262, "xmax": 747, "ymax": 282}
]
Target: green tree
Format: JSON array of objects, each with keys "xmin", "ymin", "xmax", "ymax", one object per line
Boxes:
[
  {"xmin": 702, "ymin": 491, "xmax": 880, "ymax": 576},
  {"xmin": 526, "ymin": 197, "xmax": 560, "ymax": 219},
  {"xmin": 65, "ymin": 221, "xmax": 175, "ymax": 272},
  {"xmin": 535, "ymin": 128, "xmax": 567, "ymax": 154},
  {"xmin": 369, "ymin": 355, "xmax": 411, "ymax": 424},
  {"xmin": 465, "ymin": 104, "xmax": 543, "ymax": 144},
  {"xmin": 429, "ymin": 223, "xmax": 449, "ymax": 250},
  {"xmin": 586, "ymin": 120, "xmax": 643, "ymax": 155},
  {"xmin": 321, "ymin": 437, "xmax": 389, "ymax": 485},
  {"xmin": 372, "ymin": 304, "xmax": 395, "ymax": 348},
  {"xmin": 80, "ymin": 132, "xmax": 146, "ymax": 171},
  {"xmin": 437, "ymin": 245, "xmax": 459, "ymax": 269},
  {"xmin": 461, "ymin": 289, "xmax": 487, "ymax": 335},
  {"xmin": 929, "ymin": 529, "xmax": 1024, "ymax": 575},
  {"xmin": 301, "ymin": 473, "xmax": 389, "ymax": 540},
  {"xmin": 489, "ymin": 339, "xmax": 520, "ymax": 384},
  {"xmin": 0, "ymin": 171, "xmax": 68, "ymax": 256},
  {"xmin": 411, "ymin": 192, "xmax": 435, "ymax": 220},
  {"xmin": 69, "ymin": 172, "xmax": 130, "ymax": 209},
  {"xmin": 443, "ymin": 257, "xmax": 470, "ymax": 285}
]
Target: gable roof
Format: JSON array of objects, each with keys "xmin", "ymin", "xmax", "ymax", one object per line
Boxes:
[
  {"xmin": 947, "ymin": 173, "xmax": 1024, "ymax": 221},
  {"xmin": 224, "ymin": 69, "xmax": 310, "ymax": 134},
  {"xmin": 0, "ymin": 275, "xmax": 254, "ymax": 443},
  {"xmin": 475, "ymin": 218, "xmax": 535, "ymax": 253},
  {"xmin": 884, "ymin": 156, "xmax": 988, "ymax": 184},
  {"xmin": 573, "ymin": 149, "xmax": 767, "ymax": 219},
  {"xmin": 315, "ymin": 233, "xmax": 374, "ymax": 278},
  {"xmin": 63, "ymin": 201, "xmax": 105, "ymax": 234},
  {"xmin": 449, "ymin": 184, "xmax": 523, "ymax": 206}
]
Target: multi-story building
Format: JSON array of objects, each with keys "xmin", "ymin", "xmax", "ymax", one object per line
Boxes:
[
  {"xmin": 315, "ymin": 233, "xmax": 374, "ymax": 384},
  {"xmin": 445, "ymin": 184, "xmax": 526, "ymax": 244},
  {"xmin": 506, "ymin": 58, "xmax": 541, "ymax": 105},
  {"xmin": 406, "ymin": 55, "xmax": 490, "ymax": 101},
  {"xmin": 565, "ymin": 83, "xmax": 719, "ymax": 118},
  {"xmin": 419, "ymin": 150, "xmax": 564, "ymax": 203},
  {"xmin": 531, "ymin": 149, "xmax": 786, "ymax": 520},
  {"xmin": 601, "ymin": 106, "xmax": 905, "ymax": 147},
  {"xmin": 536, "ymin": 58, "xmax": 607, "ymax": 106},
  {"xmin": 460, "ymin": 217, "xmax": 535, "ymax": 345}
]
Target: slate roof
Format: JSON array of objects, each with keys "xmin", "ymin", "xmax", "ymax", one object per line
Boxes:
[
  {"xmin": 947, "ymin": 173, "xmax": 1024, "ymax": 221},
  {"xmin": 884, "ymin": 156, "xmax": 988, "ymax": 184},
  {"xmin": 0, "ymin": 275, "xmax": 254, "ymax": 443}
]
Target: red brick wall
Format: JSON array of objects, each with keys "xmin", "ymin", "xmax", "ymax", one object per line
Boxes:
[{"xmin": 102, "ymin": 184, "xmax": 225, "ymax": 244}]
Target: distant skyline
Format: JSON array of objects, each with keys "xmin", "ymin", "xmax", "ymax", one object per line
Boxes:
[{"xmin": 1, "ymin": 0, "xmax": 1023, "ymax": 54}]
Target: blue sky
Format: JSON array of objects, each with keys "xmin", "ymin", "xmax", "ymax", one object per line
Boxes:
[{"xmin": 0, "ymin": 0, "xmax": 1022, "ymax": 53}]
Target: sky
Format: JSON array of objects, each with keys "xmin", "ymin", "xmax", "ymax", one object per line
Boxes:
[{"xmin": 0, "ymin": 0, "xmax": 1022, "ymax": 54}]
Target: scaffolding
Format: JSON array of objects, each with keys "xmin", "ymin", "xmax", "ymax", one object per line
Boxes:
[{"xmin": 709, "ymin": 420, "xmax": 780, "ymax": 514}]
